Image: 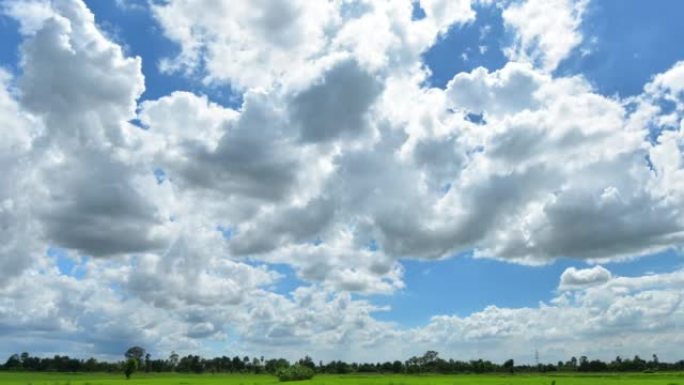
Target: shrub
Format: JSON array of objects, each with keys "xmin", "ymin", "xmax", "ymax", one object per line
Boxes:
[
  {"xmin": 124, "ymin": 358, "xmax": 138, "ymax": 380},
  {"xmin": 277, "ymin": 364, "xmax": 315, "ymax": 382}
]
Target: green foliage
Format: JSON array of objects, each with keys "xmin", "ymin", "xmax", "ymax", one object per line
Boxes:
[
  {"xmin": 276, "ymin": 364, "xmax": 315, "ymax": 382},
  {"xmin": 2, "ymin": 372, "xmax": 684, "ymax": 385},
  {"xmin": 504, "ymin": 359, "xmax": 515, "ymax": 374},
  {"xmin": 123, "ymin": 358, "xmax": 138, "ymax": 380},
  {"xmin": 124, "ymin": 346, "xmax": 145, "ymax": 364}
]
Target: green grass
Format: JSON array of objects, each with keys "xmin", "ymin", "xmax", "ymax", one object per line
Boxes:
[{"xmin": 1, "ymin": 372, "xmax": 683, "ymax": 385}]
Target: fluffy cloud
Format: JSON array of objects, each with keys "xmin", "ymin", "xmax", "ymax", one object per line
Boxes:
[
  {"xmin": 647, "ymin": 60, "xmax": 684, "ymax": 97},
  {"xmin": 5, "ymin": 258, "xmax": 682, "ymax": 363},
  {"xmin": 152, "ymin": 0, "xmax": 336, "ymax": 89},
  {"xmin": 290, "ymin": 59, "xmax": 383, "ymax": 143},
  {"xmin": 559, "ymin": 266, "xmax": 612, "ymax": 290},
  {"xmin": 152, "ymin": 0, "xmax": 477, "ymax": 89},
  {"xmin": 443, "ymin": 63, "xmax": 684, "ymax": 263},
  {"xmin": 407, "ymin": 266, "xmax": 684, "ymax": 362},
  {"xmin": 0, "ymin": 70, "xmax": 43, "ymax": 286},
  {"xmin": 502, "ymin": 0, "xmax": 588, "ymax": 71}
]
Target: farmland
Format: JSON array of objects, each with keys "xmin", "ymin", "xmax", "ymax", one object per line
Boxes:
[{"xmin": 2, "ymin": 372, "xmax": 683, "ymax": 385}]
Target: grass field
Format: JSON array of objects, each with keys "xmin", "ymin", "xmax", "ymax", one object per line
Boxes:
[{"xmin": 2, "ymin": 372, "xmax": 684, "ymax": 385}]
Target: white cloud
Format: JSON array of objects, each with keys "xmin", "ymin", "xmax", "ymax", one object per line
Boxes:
[
  {"xmin": 0, "ymin": 69, "xmax": 44, "ymax": 286},
  {"xmin": 502, "ymin": 0, "xmax": 589, "ymax": 71},
  {"xmin": 559, "ymin": 266, "xmax": 612, "ymax": 290},
  {"xmin": 407, "ymin": 267, "xmax": 684, "ymax": 362},
  {"xmin": 446, "ymin": 62, "xmax": 544, "ymax": 116},
  {"xmin": 151, "ymin": 0, "xmax": 476, "ymax": 89},
  {"xmin": 151, "ymin": 0, "xmax": 337, "ymax": 89},
  {"xmin": 647, "ymin": 60, "xmax": 684, "ymax": 97}
]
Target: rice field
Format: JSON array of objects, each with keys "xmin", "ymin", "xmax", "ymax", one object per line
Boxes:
[{"xmin": 2, "ymin": 372, "xmax": 683, "ymax": 385}]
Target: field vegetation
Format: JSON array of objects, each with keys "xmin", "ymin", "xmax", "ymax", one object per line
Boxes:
[
  {"xmin": 3, "ymin": 348, "xmax": 683, "ymax": 385},
  {"xmin": 1, "ymin": 371, "xmax": 684, "ymax": 385}
]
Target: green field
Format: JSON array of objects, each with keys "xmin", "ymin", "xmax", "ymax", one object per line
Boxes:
[{"xmin": 2, "ymin": 372, "xmax": 684, "ymax": 385}]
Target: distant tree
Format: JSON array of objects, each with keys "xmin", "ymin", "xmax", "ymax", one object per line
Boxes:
[
  {"xmin": 252, "ymin": 357, "xmax": 263, "ymax": 373},
  {"xmin": 265, "ymin": 358, "xmax": 290, "ymax": 374},
  {"xmin": 4, "ymin": 354, "xmax": 21, "ymax": 370},
  {"xmin": 84, "ymin": 357, "xmax": 98, "ymax": 372},
  {"xmin": 145, "ymin": 353, "xmax": 151, "ymax": 372},
  {"xmin": 405, "ymin": 356, "xmax": 420, "ymax": 374},
  {"xmin": 125, "ymin": 346, "xmax": 145, "ymax": 365},
  {"xmin": 392, "ymin": 360, "xmax": 403, "ymax": 373},
  {"xmin": 169, "ymin": 351, "xmax": 179, "ymax": 369},
  {"xmin": 503, "ymin": 359, "xmax": 514, "ymax": 374},
  {"xmin": 298, "ymin": 356, "xmax": 315, "ymax": 370},
  {"xmin": 232, "ymin": 356, "xmax": 244, "ymax": 372},
  {"xmin": 124, "ymin": 358, "xmax": 138, "ymax": 379}
]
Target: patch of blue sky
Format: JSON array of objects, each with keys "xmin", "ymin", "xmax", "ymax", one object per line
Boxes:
[
  {"xmin": 83, "ymin": 0, "xmax": 243, "ymax": 108},
  {"xmin": 465, "ymin": 112, "xmax": 486, "ymax": 125},
  {"xmin": 256, "ymin": 262, "xmax": 307, "ymax": 298},
  {"xmin": 371, "ymin": 249, "xmax": 683, "ymax": 327},
  {"xmin": 153, "ymin": 167, "xmax": 166, "ymax": 184},
  {"xmin": 367, "ymin": 239, "xmax": 379, "ymax": 252},
  {"xmin": 422, "ymin": 3, "xmax": 509, "ymax": 89},
  {"xmin": 216, "ymin": 225, "xmax": 235, "ymax": 240},
  {"xmin": 411, "ymin": 1, "xmax": 426, "ymax": 21},
  {"xmin": 48, "ymin": 247, "xmax": 88, "ymax": 279},
  {"xmin": 370, "ymin": 255, "xmax": 571, "ymax": 326},
  {"xmin": 0, "ymin": 12, "xmax": 21, "ymax": 75},
  {"xmin": 557, "ymin": 1, "xmax": 684, "ymax": 97}
]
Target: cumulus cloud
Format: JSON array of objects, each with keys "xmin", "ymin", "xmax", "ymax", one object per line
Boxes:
[
  {"xmin": 559, "ymin": 266, "xmax": 612, "ymax": 290},
  {"xmin": 502, "ymin": 0, "xmax": 588, "ymax": 71},
  {"xmin": 446, "ymin": 62, "xmax": 544, "ymax": 116},
  {"xmin": 152, "ymin": 0, "xmax": 335, "ymax": 89},
  {"xmin": 290, "ymin": 59, "xmax": 383, "ymax": 143},
  {"xmin": 152, "ymin": 0, "xmax": 476, "ymax": 89},
  {"xmin": 647, "ymin": 60, "xmax": 684, "ymax": 97},
  {"xmin": 0, "ymin": 70, "xmax": 44, "ymax": 286},
  {"xmin": 406, "ymin": 268, "xmax": 684, "ymax": 362}
]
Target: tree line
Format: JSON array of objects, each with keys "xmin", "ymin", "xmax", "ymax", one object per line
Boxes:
[{"xmin": 3, "ymin": 349, "xmax": 684, "ymax": 375}]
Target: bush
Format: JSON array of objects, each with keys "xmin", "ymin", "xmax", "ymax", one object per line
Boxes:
[
  {"xmin": 277, "ymin": 364, "xmax": 315, "ymax": 382},
  {"xmin": 123, "ymin": 358, "xmax": 138, "ymax": 380}
]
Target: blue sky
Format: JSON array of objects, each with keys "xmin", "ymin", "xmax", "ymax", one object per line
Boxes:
[{"xmin": 1, "ymin": 0, "xmax": 684, "ymax": 363}]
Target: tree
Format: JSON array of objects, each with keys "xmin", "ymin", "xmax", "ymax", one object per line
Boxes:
[
  {"xmin": 298, "ymin": 356, "xmax": 315, "ymax": 370},
  {"xmin": 169, "ymin": 351, "xmax": 179, "ymax": 370},
  {"xmin": 124, "ymin": 358, "xmax": 138, "ymax": 380},
  {"xmin": 252, "ymin": 357, "xmax": 263, "ymax": 373},
  {"xmin": 392, "ymin": 360, "xmax": 404, "ymax": 373},
  {"xmin": 4, "ymin": 354, "xmax": 21, "ymax": 370},
  {"xmin": 232, "ymin": 356, "xmax": 244, "ymax": 372},
  {"xmin": 125, "ymin": 346, "xmax": 145, "ymax": 365},
  {"xmin": 503, "ymin": 359, "xmax": 515, "ymax": 374}
]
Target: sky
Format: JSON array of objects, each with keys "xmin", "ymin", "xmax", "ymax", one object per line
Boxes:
[{"xmin": 0, "ymin": 0, "xmax": 683, "ymax": 365}]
